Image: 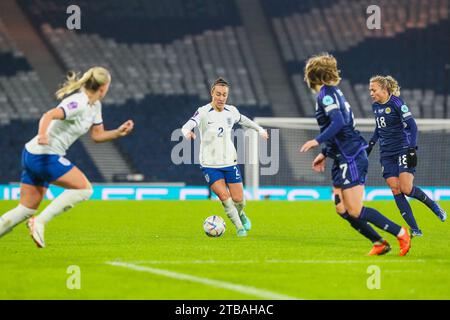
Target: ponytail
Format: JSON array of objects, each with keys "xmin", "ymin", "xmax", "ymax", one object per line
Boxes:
[{"xmin": 55, "ymin": 67, "xmax": 110, "ymax": 100}]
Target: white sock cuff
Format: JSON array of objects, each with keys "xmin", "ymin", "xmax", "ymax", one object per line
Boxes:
[
  {"xmin": 17, "ymin": 204, "xmax": 37, "ymax": 216},
  {"xmin": 66, "ymin": 188, "xmax": 94, "ymax": 201},
  {"xmin": 221, "ymin": 198, "xmax": 234, "ymax": 208}
]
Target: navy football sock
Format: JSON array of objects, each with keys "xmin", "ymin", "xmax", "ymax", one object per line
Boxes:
[
  {"xmin": 408, "ymin": 186, "xmax": 437, "ymax": 211},
  {"xmin": 394, "ymin": 193, "xmax": 419, "ymax": 231},
  {"xmin": 340, "ymin": 212, "xmax": 383, "ymax": 243},
  {"xmin": 359, "ymin": 206, "xmax": 402, "ymax": 236}
]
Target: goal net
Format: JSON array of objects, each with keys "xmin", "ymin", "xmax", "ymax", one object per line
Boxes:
[{"xmin": 244, "ymin": 118, "xmax": 450, "ymax": 198}]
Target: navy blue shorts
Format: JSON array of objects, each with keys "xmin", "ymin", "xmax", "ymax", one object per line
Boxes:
[
  {"xmin": 201, "ymin": 165, "xmax": 243, "ymax": 186},
  {"xmin": 331, "ymin": 151, "xmax": 368, "ymax": 190},
  {"xmin": 380, "ymin": 150, "xmax": 416, "ymax": 180},
  {"xmin": 21, "ymin": 148, "xmax": 74, "ymax": 188}
]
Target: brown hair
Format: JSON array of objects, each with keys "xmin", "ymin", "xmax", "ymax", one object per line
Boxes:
[
  {"xmin": 56, "ymin": 67, "xmax": 111, "ymax": 100},
  {"xmin": 304, "ymin": 53, "xmax": 341, "ymax": 90},
  {"xmin": 370, "ymin": 75, "xmax": 401, "ymax": 97},
  {"xmin": 211, "ymin": 77, "xmax": 229, "ymax": 91}
]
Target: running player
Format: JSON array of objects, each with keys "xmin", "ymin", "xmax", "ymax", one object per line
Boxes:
[
  {"xmin": 0, "ymin": 67, "xmax": 134, "ymax": 247},
  {"xmin": 300, "ymin": 53, "xmax": 411, "ymax": 256},
  {"xmin": 366, "ymin": 75, "xmax": 447, "ymax": 237},
  {"xmin": 181, "ymin": 77, "xmax": 269, "ymax": 237}
]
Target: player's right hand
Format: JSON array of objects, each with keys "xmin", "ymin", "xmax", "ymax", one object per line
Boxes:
[
  {"xmin": 185, "ymin": 132, "xmax": 196, "ymax": 140},
  {"xmin": 312, "ymin": 153, "xmax": 326, "ymax": 172},
  {"xmin": 37, "ymin": 134, "xmax": 49, "ymax": 145}
]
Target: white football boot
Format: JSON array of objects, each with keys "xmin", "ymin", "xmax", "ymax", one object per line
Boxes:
[{"xmin": 27, "ymin": 216, "xmax": 45, "ymax": 248}]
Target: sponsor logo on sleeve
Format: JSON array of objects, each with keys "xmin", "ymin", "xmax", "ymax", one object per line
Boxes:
[
  {"xmin": 322, "ymin": 95, "xmax": 334, "ymax": 106},
  {"xmin": 67, "ymin": 101, "xmax": 78, "ymax": 110}
]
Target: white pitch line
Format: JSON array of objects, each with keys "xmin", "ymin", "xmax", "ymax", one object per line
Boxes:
[
  {"xmin": 124, "ymin": 259, "xmax": 427, "ymax": 265},
  {"xmin": 106, "ymin": 261, "xmax": 300, "ymax": 300}
]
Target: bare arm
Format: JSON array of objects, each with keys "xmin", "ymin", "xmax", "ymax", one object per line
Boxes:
[
  {"xmin": 90, "ymin": 120, "xmax": 134, "ymax": 143},
  {"xmin": 37, "ymin": 108, "xmax": 65, "ymax": 145}
]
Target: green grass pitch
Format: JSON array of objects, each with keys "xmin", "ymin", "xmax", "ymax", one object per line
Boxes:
[{"xmin": 0, "ymin": 200, "xmax": 449, "ymax": 299}]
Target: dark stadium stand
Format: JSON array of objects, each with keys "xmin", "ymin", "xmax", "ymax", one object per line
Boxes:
[
  {"xmin": 17, "ymin": 0, "xmax": 272, "ymax": 184},
  {"xmin": 261, "ymin": 0, "xmax": 450, "ymax": 117},
  {"xmin": 0, "ymin": 19, "xmax": 104, "ymax": 183},
  {"xmin": 1, "ymin": 0, "xmax": 448, "ymax": 185}
]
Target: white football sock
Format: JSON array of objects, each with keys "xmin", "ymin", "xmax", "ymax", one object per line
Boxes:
[
  {"xmin": 36, "ymin": 189, "xmax": 93, "ymax": 225},
  {"xmin": 0, "ymin": 204, "xmax": 36, "ymax": 237},
  {"xmin": 222, "ymin": 198, "xmax": 243, "ymax": 230},
  {"xmin": 233, "ymin": 200, "xmax": 246, "ymax": 217}
]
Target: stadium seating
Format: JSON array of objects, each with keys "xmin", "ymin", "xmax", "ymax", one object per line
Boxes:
[
  {"xmin": 0, "ymin": 18, "xmax": 104, "ymax": 182},
  {"xmin": 18, "ymin": 0, "xmax": 273, "ymax": 184},
  {"xmin": 262, "ymin": 0, "xmax": 450, "ymax": 117}
]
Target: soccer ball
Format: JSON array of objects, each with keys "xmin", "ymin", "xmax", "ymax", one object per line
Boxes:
[{"xmin": 203, "ymin": 215, "xmax": 226, "ymax": 237}]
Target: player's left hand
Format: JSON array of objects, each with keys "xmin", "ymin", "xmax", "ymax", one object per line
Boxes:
[
  {"xmin": 117, "ymin": 120, "xmax": 134, "ymax": 136},
  {"xmin": 406, "ymin": 147, "xmax": 417, "ymax": 168},
  {"xmin": 300, "ymin": 139, "xmax": 319, "ymax": 152}
]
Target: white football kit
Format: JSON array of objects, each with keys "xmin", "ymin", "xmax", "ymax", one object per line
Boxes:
[
  {"xmin": 26, "ymin": 91, "xmax": 103, "ymax": 156},
  {"xmin": 181, "ymin": 103, "xmax": 265, "ymax": 168}
]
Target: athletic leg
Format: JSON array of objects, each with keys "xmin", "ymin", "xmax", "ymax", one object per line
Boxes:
[
  {"xmin": 386, "ymin": 176, "xmax": 421, "ymax": 235},
  {"xmin": 0, "ymin": 183, "xmax": 44, "ymax": 237},
  {"xmin": 334, "ymin": 187, "xmax": 384, "ymax": 245},
  {"xmin": 29, "ymin": 166, "xmax": 93, "ymax": 247},
  {"xmin": 343, "ymin": 185, "xmax": 411, "ymax": 256},
  {"xmin": 400, "ymin": 172, "xmax": 447, "ymax": 222},
  {"xmin": 228, "ymin": 182, "xmax": 251, "ymax": 231},
  {"xmin": 210, "ymin": 179, "xmax": 245, "ymax": 235}
]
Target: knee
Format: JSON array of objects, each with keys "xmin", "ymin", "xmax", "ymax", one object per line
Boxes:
[
  {"xmin": 346, "ymin": 204, "xmax": 363, "ymax": 218},
  {"xmin": 232, "ymin": 196, "xmax": 244, "ymax": 203},
  {"xmin": 399, "ymin": 183, "xmax": 412, "ymax": 195},
  {"xmin": 217, "ymin": 193, "xmax": 230, "ymax": 202},
  {"xmin": 390, "ymin": 186, "xmax": 402, "ymax": 195}
]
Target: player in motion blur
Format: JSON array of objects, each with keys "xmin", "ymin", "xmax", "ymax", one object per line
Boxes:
[
  {"xmin": 181, "ymin": 78, "xmax": 269, "ymax": 237},
  {"xmin": 0, "ymin": 67, "xmax": 134, "ymax": 247},
  {"xmin": 366, "ymin": 75, "xmax": 447, "ymax": 237},
  {"xmin": 300, "ymin": 53, "xmax": 411, "ymax": 256}
]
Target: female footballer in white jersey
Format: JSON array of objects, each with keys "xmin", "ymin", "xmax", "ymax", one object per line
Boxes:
[
  {"xmin": 181, "ymin": 78, "xmax": 269, "ymax": 237},
  {"xmin": 0, "ymin": 67, "xmax": 134, "ymax": 247}
]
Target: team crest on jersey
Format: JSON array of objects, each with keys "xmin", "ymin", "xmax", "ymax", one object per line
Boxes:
[
  {"xmin": 385, "ymin": 107, "xmax": 391, "ymax": 114},
  {"xmin": 227, "ymin": 117, "xmax": 232, "ymax": 126},
  {"xmin": 401, "ymin": 105, "xmax": 409, "ymax": 113},
  {"xmin": 322, "ymin": 95, "xmax": 334, "ymax": 106}
]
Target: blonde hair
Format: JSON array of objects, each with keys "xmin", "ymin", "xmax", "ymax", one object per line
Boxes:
[
  {"xmin": 304, "ymin": 53, "xmax": 341, "ymax": 89},
  {"xmin": 56, "ymin": 67, "xmax": 111, "ymax": 100},
  {"xmin": 370, "ymin": 75, "xmax": 401, "ymax": 97}
]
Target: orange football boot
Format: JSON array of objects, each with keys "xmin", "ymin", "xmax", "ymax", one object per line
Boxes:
[
  {"xmin": 368, "ymin": 240, "xmax": 391, "ymax": 256},
  {"xmin": 397, "ymin": 227, "xmax": 411, "ymax": 256}
]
